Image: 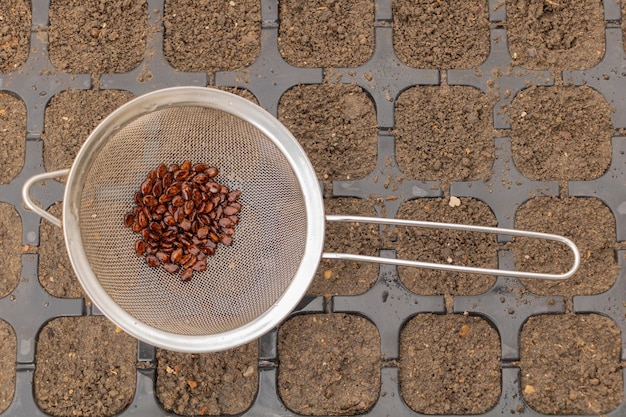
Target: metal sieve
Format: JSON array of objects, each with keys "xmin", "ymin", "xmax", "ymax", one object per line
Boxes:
[{"xmin": 23, "ymin": 87, "xmax": 580, "ymax": 353}]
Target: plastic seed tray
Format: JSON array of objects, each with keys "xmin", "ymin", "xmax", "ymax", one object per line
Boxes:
[{"xmin": 1, "ymin": 0, "xmax": 626, "ymax": 416}]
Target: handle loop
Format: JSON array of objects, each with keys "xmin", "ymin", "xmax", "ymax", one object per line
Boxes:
[{"xmin": 22, "ymin": 169, "xmax": 70, "ymax": 228}]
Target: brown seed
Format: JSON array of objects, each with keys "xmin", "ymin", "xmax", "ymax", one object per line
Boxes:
[
  {"xmin": 228, "ymin": 190, "xmax": 241, "ymax": 202},
  {"xmin": 197, "ymin": 226, "xmax": 209, "ymax": 239},
  {"xmin": 140, "ymin": 178, "xmax": 153, "ymax": 195},
  {"xmin": 156, "ymin": 204, "xmax": 168, "ymax": 215},
  {"xmin": 219, "ymin": 217, "xmax": 234, "ymax": 228},
  {"xmin": 137, "ymin": 211, "xmax": 148, "ymax": 228},
  {"xmin": 180, "ymin": 268, "xmax": 193, "ymax": 282},
  {"xmin": 134, "ymin": 192, "xmax": 144, "ymax": 207},
  {"xmin": 207, "ymin": 182, "xmax": 220, "ymax": 193},
  {"xmin": 174, "ymin": 169, "xmax": 190, "ymax": 181},
  {"xmin": 173, "ymin": 207, "xmax": 184, "ymax": 224},
  {"xmin": 229, "ymin": 215, "xmax": 239, "ymax": 225},
  {"xmin": 158, "ymin": 193, "xmax": 173, "ymax": 204},
  {"xmin": 146, "ymin": 255, "xmax": 160, "ymax": 267},
  {"xmin": 206, "ymin": 166, "xmax": 219, "ymax": 178},
  {"xmin": 162, "ymin": 172, "xmax": 174, "ymax": 189},
  {"xmin": 184, "ymin": 200, "xmax": 195, "ymax": 216},
  {"xmin": 143, "ymin": 195, "xmax": 158, "ymax": 207},
  {"xmin": 193, "ymin": 173, "xmax": 209, "ymax": 184},
  {"xmin": 221, "ymin": 227, "xmax": 235, "ymax": 236},
  {"xmin": 166, "ymin": 184, "xmax": 181, "ymax": 197},
  {"xmin": 168, "ymin": 163, "xmax": 180, "ymax": 173},
  {"xmin": 180, "ymin": 218, "xmax": 192, "ymax": 232},
  {"xmin": 192, "ymin": 259, "xmax": 207, "ymax": 272},
  {"xmin": 132, "ymin": 222, "xmax": 142, "ymax": 233},
  {"xmin": 183, "ymin": 255, "xmax": 197, "ymax": 269},
  {"xmin": 156, "ymin": 163, "xmax": 168, "ymax": 179},
  {"xmin": 223, "ymin": 205, "xmax": 240, "ymax": 216},
  {"xmin": 172, "ymin": 195, "xmax": 185, "ymax": 207},
  {"xmin": 193, "ymin": 163, "xmax": 208, "ymax": 172},
  {"xmin": 171, "ymin": 248, "xmax": 183, "ymax": 264},
  {"xmin": 124, "ymin": 213, "xmax": 135, "ymax": 228},
  {"xmin": 149, "ymin": 221, "xmax": 163, "ymax": 234},
  {"xmin": 152, "ymin": 181, "xmax": 163, "ymax": 197},
  {"xmin": 156, "ymin": 251, "xmax": 169, "ymax": 263},
  {"xmin": 163, "ymin": 263, "xmax": 179, "ymax": 274},
  {"xmin": 220, "ymin": 234, "xmax": 233, "ymax": 246},
  {"xmin": 148, "ymin": 170, "xmax": 157, "ymax": 182},
  {"xmin": 135, "ymin": 240, "xmax": 146, "ymax": 256},
  {"xmin": 188, "ymin": 245, "xmax": 201, "ymax": 256},
  {"xmin": 181, "ymin": 160, "xmax": 192, "ymax": 171}
]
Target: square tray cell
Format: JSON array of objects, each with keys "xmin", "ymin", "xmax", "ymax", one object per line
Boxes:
[
  {"xmin": 393, "ymin": 85, "xmax": 495, "ymax": 190},
  {"xmin": 34, "ymin": 316, "xmax": 136, "ymax": 417},
  {"xmin": 278, "ymin": 84, "xmax": 377, "ymax": 182},
  {"xmin": 278, "ymin": 313, "xmax": 381, "ymax": 415},
  {"xmin": 512, "ymin": 197, "xmax": 618, "ymax": 297},
  {"xmin": 508, "ymin": 86, "xmax": 612, "ymax": 181},
  {"xmin": 399, "ymin": 313, "xmax": 501, "ymax": 414},
  {"xmin": 42, "ymin": 89, "xmax": 135, "ymax": 174},
  {"xmin": 308, "ymin": 197, "xmax": 382, "ymax": 297},
  {"xmin": 278, "ymin": 0, "xmax": 374, "ymax": 67},
  {"xmin": 156, "ymin": 342, "xmax": 258, "ymax": 416},
  {"xmin": 48, "ymin": 0, "xmax": 147, "ymax": 75},
  {"xmin": 520, "ymin": 313, "xmax": 622, "ymax": 414},
  {"xmin": 0, "ymin": 203, "xmax": 21, "ymax": 298},
  {"xmin": 0, "ymin": 320, "xmax": 15, "ymax": 414},
  {"xmin": 508, "ymin": 0, "xmax": 605, "ymax": 70},
  {"xmin": 0, "ymin": 92, "xmax": 25, "ymax": 184},
  {"xmin": 163, "ymin": 0, "xmax": 261, "ymax": 72},
  {"xmin": 38, "ymin": 202, "xmax": 84, "ymax": 298},
  {"xmin": 0, "ymin": 0, "xmax": 30, "ymax": 73},
  {"xmin": 391, "ymin": 197, "xmax": 497, "ymax": 296},
  {"xmin": 393, "ymin": 0, "xmax": 489, "ymax": 69}
]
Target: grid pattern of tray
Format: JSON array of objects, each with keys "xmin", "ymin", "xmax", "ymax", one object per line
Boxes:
[{"xmin": 1, "ymin": 0, "xmax": 626, "ymax": 415}]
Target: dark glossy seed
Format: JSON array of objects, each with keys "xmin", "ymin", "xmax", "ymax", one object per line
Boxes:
[
  {"xmin": 192, "ymin": 259, "xmax": 207, "ymax": 272},
  {"xmin": 197, "ymin": 227, "xmax": 209, "ymax": 239},
  {"xmin": 180, "ymin": 218, "xmax": 192, "ymax": 232},
  {"xmin": 137, "ymin": 211, "xmax": 148, "ymax": 228},
  {"xmin": 162, "ymin": 172, "xmax": 174, "ymax": 189},
  {"xmin": 135, "ymin": 240, "xmax": 146, "ymax": 256},
  {"xmin": 168, "ymin": 163, "xmax": 180, "ymax": 173},
  {"xmin": 156, "ymin": 163, "xmax": 168, "ymax": 179},
  {"xmin": 223, "ymin": 205, "xmax": 239, "ymax": 216},
  {"xmin": 156, "ymin": 204, "xmax": 168, "ymax": 215},
  {"xmin": 172, "ymin": 195, "xmax": 184, "ymax": 207},
  {"xmin": 173, "ymin": 207, "xmax": 184, "ymax": 224},
  {"xmin": 193, "ymin": 173, "xmax": 209, "ymax": 184},
  {"xmin": 124, "ymin": 213, "xmax": 135, "ymax": 228},
  {"xmin": 184, "ymin": 200, "xmax": 195, "ymax": 216},
  {"xmin": 149, "ymin": 221, "xmax": 163, "ymax": 234},
  {"xmin": 140, "ymin": 178, "xmax": 153, "ymax": 195},
  {"xmin": 183, "ymin": 255, "xmax": 197, "ymax": 269},
  {"xmin": 209, "ymin": 232, "xmax": 220, "ymax": 243},
  {"xmin": 166, "ymin": 184, "xmax": 181, "ymax": 197},
  {"xmin": 180, "ymin": 268, "xmax": 193, "ymax": 282},
  {"xmin": 228, "ymin": 190, "xmax": 241, "ymax": 202},
  {"xmin": 146, "ymin": 255, "xmax": 160, "ymax": 267},
  {"xmin": 193, "ymin": 163, "xmax": 208, "ymax": 172},
  {"xmin": 156, "ymin": 251, "xmax": 169, "ymax": 263},
  {"xmin": 163, "ymin": 263, "xmax": 179, "ymax": 274},
  {"xmin": 171, "ymin": 248, "xmax": 183, "ymax": 264},
  {"xmin": 206, "ymin": 166, "xmax": 218, "ymax": 178},
  {"xmin": 148, "ymin": 170, "xmax": 157, "ymax": 182},
  {"xmin": 152, "ymin": 181, "xmax": 163, "ymax": 197},
  {"xmin": 143, "ymin": 195, "xmax": 158, "ymax": 207},
  {"xmin": 189, "ymin": 245, "xmax": 201, "ymax": 256},
  {"xmin": 134, "ymin": 192, "xmax": 144, "ymax": 207},
  {"xmin": 181, "ymin": 160, "xmax": 192, "ymax": 172},
  {"xmin": 174, "ymin": 169, "xmax": 190, "ymax": 181},
  {"xmin": 158, "ymin": 193, "xmax": 173, "ymax": 204},
  {"xmin": 132, "ymin": 222, "xmax": 142, "ymax": 233}
]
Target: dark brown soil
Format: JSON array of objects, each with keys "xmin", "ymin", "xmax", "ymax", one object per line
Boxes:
[
  {"xmin": 393, "ymin": 0, "xmax": 489, "ymax": 69},
  {"xmin": 508, "ymin": 0, "xmax": 605, "ymax": 70},
  {"xmin": 42, "ymin": 89, "xmax": 135, "ymax": 174},
  {"xmin": 399, "ymin": 314, "xmax": 501, "ymax": 414},
  {"xmin": 393, "ymin": 85, "xmax": 496, "ymax": 191},
  {"xmin": 164, "ymin": 0, "xmax": 261, "ymax": 72},
  {"xmin": 48, "ymin": 0, "xmax": 147, "ymax": 76},
  {"xmin": 392, "ymin": 198, "xmax": 498, "ymax": 296},
  {"xmin": 0, "ymin": 0, "xmax": 30, "ymax": 73},
  {"xmin": 520, "ymin": 314, "xmax": 623, "ymax": 414},
  {"xmin": 156, "ymin": 342, "xmax": 258, "ymax": 416},
  {"xmin": 278, "ymin": 0, "xmax": 374, "ymax": 68},
  {"xmin": 278, "ymin": 314, "xmax": 381, "ymax": 415},
  {"xmin": 512, "ymin": 197, "xmax": 619, "ymax": 297},
  {"xmin": 38, "ymin": 202, "xmax": 84, "ymax": 298},
  {"xmin": 0, "ymin": 92, "xmax": 26, "ymax": 184},
  {"xmin": 309, "ymin": 198, "xmax": 382, "ymax": 297},
  {"xmin": 508, "ymin": 86, "xmax": 613, "ymax": 181},
  {"xmin": 278, "ymin": 83, "xmax": 378, "ymax": 182},
  {"xmin": 0, "ymin": 203, "xmax": 21, "ymax": 298},
  {"xmin": 0, "ymin": 320, "xmax": 15, "ymax": 414},
  {"xmin": 34, "ymin": 316, "xmax": 136, "ymax": 417}
]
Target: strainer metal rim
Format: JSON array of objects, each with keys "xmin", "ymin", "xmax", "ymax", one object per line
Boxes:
[{"xmin": 62, "ymin": 87, "xmax": 325, "ymax": 352}]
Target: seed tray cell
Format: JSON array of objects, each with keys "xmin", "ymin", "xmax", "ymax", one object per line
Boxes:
[{"xmin": 1, "ymin": 0, "xmax": 626, "ymax": 416}]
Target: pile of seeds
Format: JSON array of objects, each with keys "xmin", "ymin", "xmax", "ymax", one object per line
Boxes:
[{"xmin": 124, "ymin": 161, "xmax": 242, "ymax": 282}]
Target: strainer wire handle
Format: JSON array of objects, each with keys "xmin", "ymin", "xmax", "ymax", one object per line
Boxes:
[
  {"xmin": 322, "ymin": 215, "xmax": 580, "ymax": 281},
  {"xmin": 22, "ymin": 169, "xmax": 69, "ymax": 228}
]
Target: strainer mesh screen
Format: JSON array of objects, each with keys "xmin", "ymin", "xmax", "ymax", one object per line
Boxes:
[{"xmin": 78, "ymin": 106, "xmax": 308, "ymax": 336}]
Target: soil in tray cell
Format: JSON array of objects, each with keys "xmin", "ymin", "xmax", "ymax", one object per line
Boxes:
[
  {"xmin": 520, "ymin": 314, "xmax": 623, "ymax": 414},
  {"xmin": 39, "ymin": 203, "xmax": 84, "ymax": 298},
  {"xmin": 156, "ymin": 342, "xmax": 258, "ymax": 416},
  {"xmin": 392, "ymin": 0, "xmax": 489, "ymax": 69},
  {"xmin": 0, "ymin": 320, "xmax": 16, "ymax": 414},
  {"xmin": 508, "ymin": 86, "xmax": 613, "ymax": 182},
  {"xmin": 399, "ymin": 314, "xmax": 501, "ymax": 414},
  {"xmin": 393, "ymin": 85, "xmax": 495, "ymax": 191},
  {"xmin": 391, "ymin": 197, "xmax": 497, "ymax": 296},
  {"xmin": 278, "ymin": 0, "xmax": 374, "ymax": 68},
  {"xmin": 309, "ymin": 197, "xmax": 382, "ymax": 297},
  {"xmin": 278, "ymin": 83, "xmax": 377, "ymax": 182},
  {"xmin": 278, "ymin": 313, "xmax": 381, "ymax": 415},
  {"xmin": 508, "ymin": 0, "xmax": 605, "ymax": 70},
  {"xmin": 42, "ymin": 89, "xmax": 135, "ymax": 175},
  {"xmin": 34, "ymin": 316, "xmax": 136, "ymax": 417},
  {"xmin": 0, "ymin": 92, "xmax": 26, "ymax": 185},
  {"xmin": 49, "ymin": 0, "xmax": 147, "ymax": 75},
  {"xmin": 164, "ymin": 0, "xmax": 261, "ymax": 72},
  {"xmin": 0, "ymin": 0, "xmax": 30, "ymax": 73},
  {"xmin": 0, "ymin": 203, "xmax": 21, "ymax": 298},
  {"xmin": 512, "ymin": 197, "xmax": 619, "ymax": 297}
]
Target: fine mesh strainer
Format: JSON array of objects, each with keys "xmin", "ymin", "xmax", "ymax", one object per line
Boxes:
[{"xmin": 23, "ymin": 87, "xmax": 580, "ymax": 353}]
